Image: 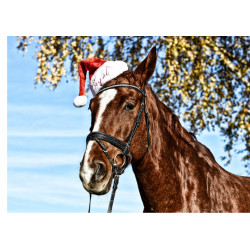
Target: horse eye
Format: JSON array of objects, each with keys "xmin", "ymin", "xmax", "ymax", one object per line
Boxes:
[{"xmin": 124, "ymin": 102, "xmax": 135, "ymax": 110}]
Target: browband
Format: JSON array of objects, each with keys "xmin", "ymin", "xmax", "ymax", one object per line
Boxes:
[{"xmin": 96, "ymin": 84, "xmax": 146, "ymax": 96}]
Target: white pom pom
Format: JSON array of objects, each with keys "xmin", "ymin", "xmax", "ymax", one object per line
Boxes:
[{"xmin": 73, "ymin": 95, "xmax": 87, "ymax": 107}]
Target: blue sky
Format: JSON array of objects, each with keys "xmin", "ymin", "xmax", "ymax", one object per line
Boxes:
[{"xmin": 7, "ymin": 36, "xmax": 248, "ymax": 213}]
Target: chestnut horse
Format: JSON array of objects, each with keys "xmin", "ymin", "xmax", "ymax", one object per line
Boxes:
[{"xmin": 79, "ymin": 46, "xmax": 250, "ymax": 212}]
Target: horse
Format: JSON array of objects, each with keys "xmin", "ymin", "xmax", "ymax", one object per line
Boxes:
[{"xmin": 79, "ymin": 46, "xmax": 250, "ymax": 212}]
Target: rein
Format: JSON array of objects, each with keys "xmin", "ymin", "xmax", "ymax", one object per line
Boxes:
[{"xmin": 86, "ymin": 84, "xmax": 150, "ymax": 213}]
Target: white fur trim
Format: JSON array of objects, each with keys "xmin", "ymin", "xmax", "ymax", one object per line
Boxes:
[
  {"xmin": 73, "ymin": 95, "xmax": 87, "ymax": 107},
  {"xmin": 90, "ymin": 61, "xmax": 128, "ymax": 95}
]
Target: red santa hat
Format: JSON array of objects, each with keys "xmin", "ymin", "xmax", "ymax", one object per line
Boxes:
[{"xmin": 73, "ymin": 58, "xmax": 128, "ymax": 107}]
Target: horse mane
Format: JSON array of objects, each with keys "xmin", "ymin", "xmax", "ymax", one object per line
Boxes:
[
  {"xmin": 117, "ymin": 70, "xmax": 216, "ymax": 164},
  {"xmin": 152, "ymin": 87, "xmax": 216, "ymax": 163}
]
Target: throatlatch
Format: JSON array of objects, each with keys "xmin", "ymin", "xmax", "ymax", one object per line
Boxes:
[{"xmin": 86, "ymin": 84, "xmax": 150, "ymax": 213}]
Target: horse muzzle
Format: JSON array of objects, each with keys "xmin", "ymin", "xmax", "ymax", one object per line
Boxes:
[{"xmin": 79, "ymin": 159, "xmax": 113, "ymax": 195}]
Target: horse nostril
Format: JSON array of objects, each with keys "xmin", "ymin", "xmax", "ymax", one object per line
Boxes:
[{"xmin": 93, "ymin": 160, "xmax": 107, "ymax": 181}]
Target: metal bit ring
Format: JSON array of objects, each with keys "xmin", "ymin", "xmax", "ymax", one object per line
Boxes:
[{"xmin": 113, "ymin": 152, "xmax": 127, "ymax": 169}]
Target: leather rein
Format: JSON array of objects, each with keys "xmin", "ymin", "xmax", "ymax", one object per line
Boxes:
[{"xmin": 86, "ymin": 83, "xmax": 150, "ymax": 213}]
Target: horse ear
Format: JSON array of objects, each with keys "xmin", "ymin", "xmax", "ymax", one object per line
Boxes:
[{"xmin": 134, "ymin": 46, "xmax": 157, "ymax": 86}]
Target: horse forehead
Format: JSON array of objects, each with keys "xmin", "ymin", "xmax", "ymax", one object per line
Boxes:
[
  {"xmin": 99, "ymin": 88, "xmax": 117, "ymax": 103},
  {"xmin": 93, "ymin": 89, "xmax": 117, "ymax": 131}
]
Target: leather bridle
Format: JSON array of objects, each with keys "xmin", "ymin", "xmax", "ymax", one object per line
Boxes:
[{"xmin": 86, "ymin": 84, "xmax": 150, "ymax": 213}]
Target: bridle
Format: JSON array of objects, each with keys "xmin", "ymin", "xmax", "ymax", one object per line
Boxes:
[{"xmin": 86, "ymin": 83, "xmax": 150, "ymax": 213}]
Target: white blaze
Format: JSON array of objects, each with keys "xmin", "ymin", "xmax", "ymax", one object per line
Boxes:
[{"xmin": 81, "ymin": 89, "xmax": 117, "ymax": 184}]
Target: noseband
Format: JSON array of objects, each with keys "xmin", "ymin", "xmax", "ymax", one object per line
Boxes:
[{"xmin": 86, "ymin": 84, "xmax": 150, "ymax": 213}]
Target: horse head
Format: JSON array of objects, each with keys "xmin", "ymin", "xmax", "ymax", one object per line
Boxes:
[{"xmin": 79, "ymin": 46, "xmax": 157, "ymax": 195}]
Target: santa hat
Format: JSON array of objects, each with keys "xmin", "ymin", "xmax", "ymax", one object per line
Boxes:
[{"xmin": 73, "ymin": 58, "xmax": 128, "ymax": 107}]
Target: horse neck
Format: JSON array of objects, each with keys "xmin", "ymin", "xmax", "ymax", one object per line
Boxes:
[
  {"xmin": 131, "ymin": 85, "xmax": 250, "ymax": 213},
  {"xmin": 131, "ymin": 85, "xmax": 201, "ymax": 212}
]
